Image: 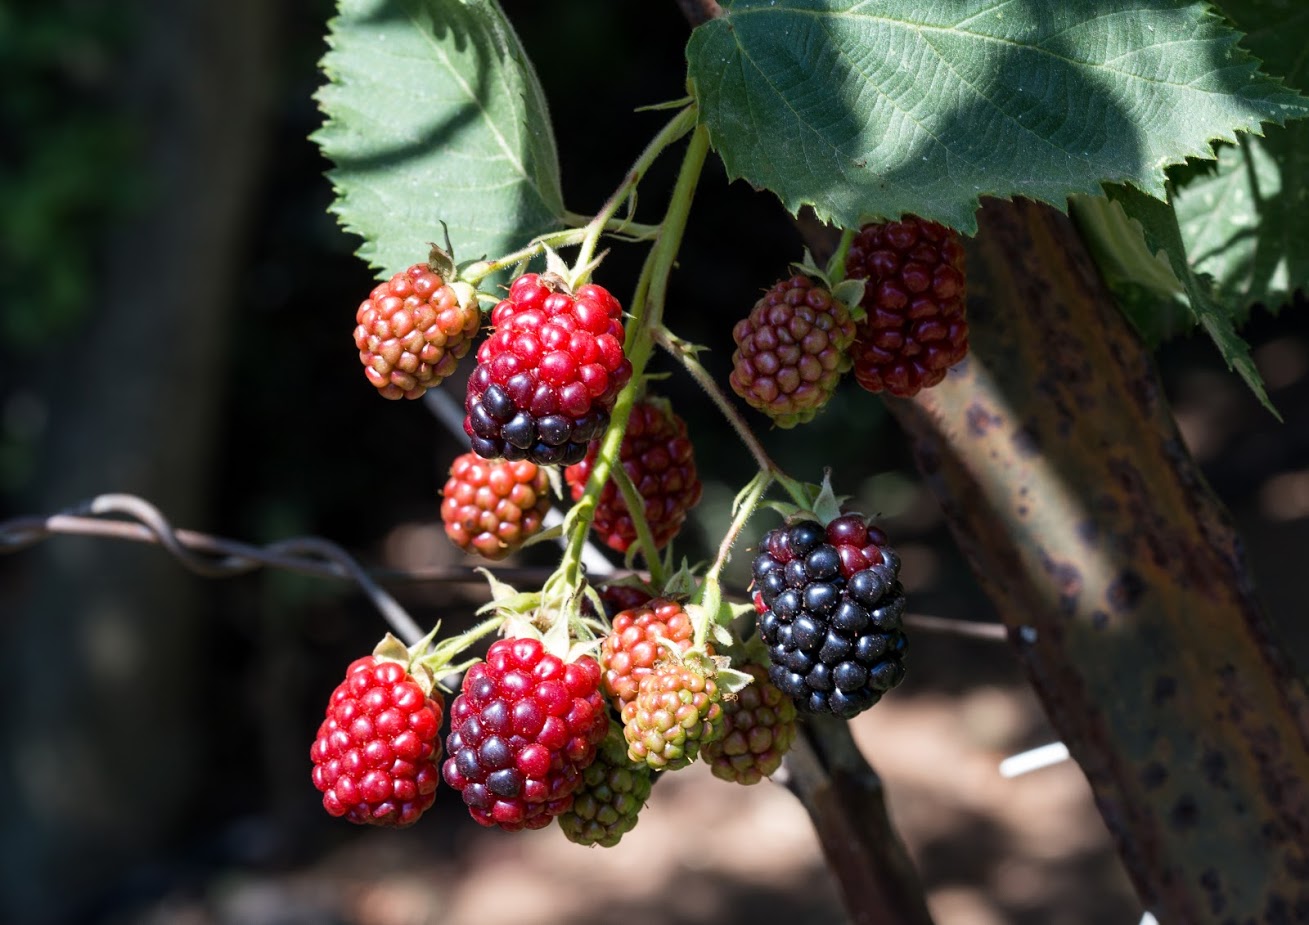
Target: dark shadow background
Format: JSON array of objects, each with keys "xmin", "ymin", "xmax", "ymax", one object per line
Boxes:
[{"xmin": 1, "ymin": 2, "xmax": 1306, "ymax": 924}]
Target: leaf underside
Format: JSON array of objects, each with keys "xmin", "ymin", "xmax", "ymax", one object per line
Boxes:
[
  {"xmin": 687, "ymin": 0, "xmax": 1308, "ymax": 234},
  {"xmin": 314, "ymin": 0, "xmax": 564, "ymax": 279}
]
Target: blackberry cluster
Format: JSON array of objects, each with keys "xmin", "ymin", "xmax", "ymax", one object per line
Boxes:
[
  {"xmin": 752, "ymin": 516, "xmax": 908, "ymax": 718},
  {"xmin": 464, "ymin": 274, "xmax": 632, "ymax": 466}
]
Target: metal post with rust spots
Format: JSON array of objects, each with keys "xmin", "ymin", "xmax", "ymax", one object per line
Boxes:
[{"xmin": 886, "ymin": 198, "xmax": 1309, "ymax": 921}]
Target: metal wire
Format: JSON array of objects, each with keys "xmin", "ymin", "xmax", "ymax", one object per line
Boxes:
[{"xmin": 0, "ymin": 493, "xmax": 1006, "ymax": 644}]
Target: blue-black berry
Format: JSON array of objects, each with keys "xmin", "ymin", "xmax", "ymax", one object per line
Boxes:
[{"xmin": 753, "ymin": 514, "xmax": 908, "ymax": 718}]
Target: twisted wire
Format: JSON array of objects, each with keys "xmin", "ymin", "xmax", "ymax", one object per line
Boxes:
[{"xmin": 1, "ymin": 492, "xmax": 1005, "ymax": 644}]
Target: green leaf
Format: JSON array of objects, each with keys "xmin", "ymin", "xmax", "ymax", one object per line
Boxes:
[
  {"xmin": 1108, "ymin": 183, "xmax": 1278, "ymax": 417},
  {"xmin": 1068, "ymin": 194, "xmax": 1190, "ymax": 347},
  {"xmin": 1169, "ymin": 0, "xmax": 1309, "ymax": 309},
  {"xmin": 687, "ymin": 0, "xmax": 1308, "ymax": 234},
  {"xmin": 314, "ymin": 0, "xmax": 564, "ymax": 277}
]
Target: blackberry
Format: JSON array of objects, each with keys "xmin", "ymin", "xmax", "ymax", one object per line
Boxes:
[
  {"xmin": 701, "ymin": 662, "xmax": 798, "ymax": 785},
  {"xmin": 354, "ymin": 262, "xmax": 480, "ymax": 400},
  {"xmin": 845, "ymin": 216, "xmax": 968, "ymax": 397},
  {"xmin": 622, "ymin": 654, "xmax": 725, "ymax": 771},
  {"xmin": 439, "ymin": 453, "xmax": 551, "ymax": 560},
  {"xmin": 441, "ymin": 637, "xmax": 608, "ymax": 831},
  {"xmin": 557, "ymin": 720, "xmax": 653, "ymax": 847},
  {"xmin": 464, "ymin": 274, "xmax": 632, "ymax": 466},
  {"xmin": 753, "ymin": 515, "xmax": 908, "ymax": 718},
  {"xmin": 599, "ymin": 598, "xmax": 701, "ymax": 712},
  {"xmin": 310, "ymin": 654, "xmax": 443, "ymax": 827},
  {"xmin": 729, "ymin": 274, "xmax": 855, "ymax": 427}
]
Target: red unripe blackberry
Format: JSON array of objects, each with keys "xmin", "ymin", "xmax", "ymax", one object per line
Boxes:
[
  {"xmin": 441, "ymin": 636, "xmax": 608, "ymax": 831},
  {"xmin": 310, "ymin": 655, "xmax": 444, "ymax": 827},
  {"xmin": 464, "ymin": 274, "xmax": 633, "ymax": 466},
  {"xmin": 845, "ymin": 216, "xmax": 967, "ymax": 398},
  {"xmin": 730, "ymin": 274, "xmax": 855, "ymax": 427},
  {"xmin": 557, "ymin": 720, "xmax": 654, "ymax": 847},
  {"xmin": 355, "ymin": 263, "xmax": 480, "ymax": 400},
  {"xmin": 564, "ymin": 398, "xmax": 702, "ymax": 554},
  {"xmin": 753, "ymin": 515, "xmax": 908, "ymax": 719},
  {"xmin": 440, "ymin": 452, "xmax": 551, "ymax": 560},
  {"xmin": 622, "ymin": 656, "xmax": 725, "ymax": 771},
  {"xmin": 599, "ymin": 598, "xmax": 702, "ymax": 711},
  {"xmin": 702, "ymin": 662, "xmax": 798, "ymax": 785}
]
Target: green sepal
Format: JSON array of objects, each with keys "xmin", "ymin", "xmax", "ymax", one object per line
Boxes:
[
  {"xmin": 635, "ymin": 96, "xmax": 693, "ymax": 113},
  {"xmin": 830, "ymin": 278, "xmax": 868, "ymax": 315},
  {"xmin": 372, "ymin": 631, "xmax": 414, "ymax": 666},
  {"xmin": 714, "ymin": 664, "xmax": 757, "ymax": 697}
]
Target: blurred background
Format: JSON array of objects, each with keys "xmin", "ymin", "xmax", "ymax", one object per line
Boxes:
[{"xmin": 2, "ymin": 2, "xmax": 1307, "ymax": 923}]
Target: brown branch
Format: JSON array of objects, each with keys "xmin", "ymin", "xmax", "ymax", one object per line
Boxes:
[
  {"xmin": 673, "ymin": 0, "xmax": 723, "ymax": 27},
  {"xmin": 888, "ymin": 198, "xmax": 1309, "ymax": 920},
  {"xmin": 783, "ymin": 716, "xmax": 936, "ymax": 925}
]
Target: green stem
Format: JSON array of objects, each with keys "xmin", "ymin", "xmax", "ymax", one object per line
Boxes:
[
  {"xmin": 693, "ymin": 469, "xmax": 773, "ymax": 649},
  {"xmin": 572, "ymin": 105, "xmax": 698, "ymax": 283},
  {"xmin": 557, "ymin": 123, "xmax": 711, "ymax": 591},
  {"xmin": 460, "ymin": 227, "xmax": 591, "ymax": 288},
  {"xmin": 415, "ymin": 612, "xmax": 504, "ymax": 673},
  {"xmin": 826, "ymin": 227, "xmax": 857, "ymax": 283},
  {"xmin": 611, "ymin": 462, "xmax": 668, "ymax": 589},
  {"xmin": 563, "ymin": 211, "xmax": 662, "ymax": 240}
]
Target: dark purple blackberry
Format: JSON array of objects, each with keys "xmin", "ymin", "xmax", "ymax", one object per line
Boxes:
[
  {"xmin": 752, "ymin": 516, "xmax": 908, "ymax": 719},
  {"xmin": 463, "ymin": 274, "xmax": 632, "ymax": 466}
]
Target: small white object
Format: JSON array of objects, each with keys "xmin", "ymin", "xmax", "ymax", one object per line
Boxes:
[
  {"xmin": 1140, "ymin": 913, "xmax": 1159, "ymax": 925},
  {"xmin": 999, "ymin": 741, "xmax": 1070, "ymax": 778}
]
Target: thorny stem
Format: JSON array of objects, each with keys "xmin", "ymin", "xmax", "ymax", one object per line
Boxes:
[
  {"xmin": 693, "ymin": 469, "xmax": 774, "ymax": 649},
  {"xmin": 562, "ymin": 211, "xmax": 661, "ymax": 240},
  {"xmin": 704, "ymin": 469, "xmax": 772, "ymax": 590},
  {"xmin": 572, "ymin": 105, "xmax": 698, "ymax": 283},
  {"xmin": 611, "ymin": 462, "xmax": 669, "ymax": 590},
  {"xmin": 653, "ymin": 325, "xmax": 811, "ymax": 507},
  {"xmin": 556, "ymin": 122, "xmax": 711, "ymax": 592}
]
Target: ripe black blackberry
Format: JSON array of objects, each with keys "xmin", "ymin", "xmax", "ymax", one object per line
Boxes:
[{"xmin": 752, "ymin": 515, "xmax": 908, "ymax": 719}]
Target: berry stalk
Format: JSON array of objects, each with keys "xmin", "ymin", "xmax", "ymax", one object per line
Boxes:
[
  {"xmin": 555, "ymin": 124, "xmax": 711, "ymax": 591},
  {"xmin": 609, "ymin": 461, "xmax": 669, "ymax": 589},
  {"xmin": 653, "ymin": 325, "xmax": 811, "ymax": 508},
  {"xmin": 693, "ymin": 468, "xmax": 772, "ymax": 649},
  {"xmin": 571, "ymin": 105, "xmax": 698, "ymax": 283}
]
